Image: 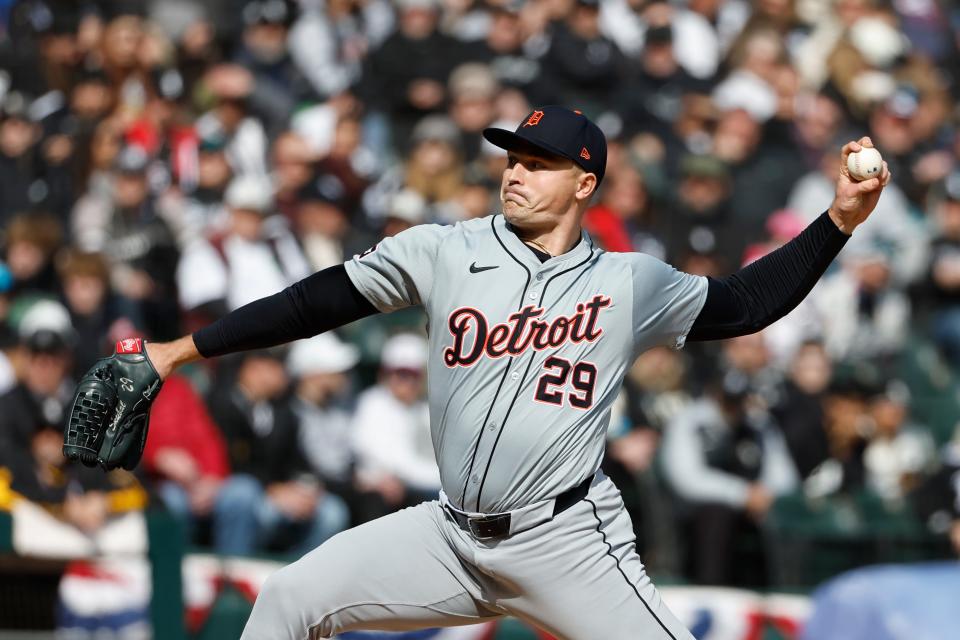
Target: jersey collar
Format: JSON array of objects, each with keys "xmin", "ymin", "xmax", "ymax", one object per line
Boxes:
[{"xmin": 493, "ymin": 214, "xmax": 595, "ymax": 272}]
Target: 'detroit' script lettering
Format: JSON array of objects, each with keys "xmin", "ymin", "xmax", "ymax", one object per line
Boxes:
[{"xmin": 443, "ymin": 295, "xmax": 612, "ymax": 367}]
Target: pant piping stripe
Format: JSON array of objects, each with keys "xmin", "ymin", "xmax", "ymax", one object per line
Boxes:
[
  {"xmin": 307, "ymin": 595, "xmax": 489, "ymax": 639},
  {"xmin": 585, "ymin": 498, "xmax": 678, "ymax": 640}
]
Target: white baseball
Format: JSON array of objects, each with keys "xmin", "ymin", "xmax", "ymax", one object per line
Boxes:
[{"xmin": 846, "ymin": 147, "xmax": 883, "ymax": 182}]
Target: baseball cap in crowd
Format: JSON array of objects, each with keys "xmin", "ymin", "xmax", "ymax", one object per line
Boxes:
[
  {"xmin": 719, "ymin": 369, "xmax": 751, "ymax": 401},
  {"xmin": 848, "ymin": 16, "xmax": 908, "ymax": 68},
  {"xmin": 483, "ymin": 106, "xmax": 607, "ymax": 184},
  {"xmin": 883, "ymin": 85, "xmax": 919, "ymax": 120},
  {"xmin": 938, "ymin": 171, "xmax": 960, "ymax": 202},
  {"xmin": 449, "ymin": 63, "xmax": 498, "ymax": 100},
  {"xmin": 299, "ymin": 173, "xmax": 348, "ymax": 209},
  {"xmin": 19, "ymin": 300, "xmax": 75, "ymax": 353},
  {"xmin": 841, "ymin": 236, "xmax": 896, "ymax": 264},
  {"xmin": 226, "ymin": 174, "xmax": 274, "ymax": 213},
  {"xmin": 712, "ymin": 71, "xmax": 777, "ymax": 123},
  {"xmin": 101, "ymin": 0, "xmax": 148, "ymax": 20},
  {"xmin": 381, "ymin": 333, "xmax": 428, "ymax": 372},
  {"xmin": 153, "ymin": 67, "xmax": 185, "ymax": 102},
  {"xmin": 0, "ymin": 91, "xmax": 33, "ymax": 122},
  {"xmin": 410, "ymin": 114, "xmax": 461, "ymax": 147},
  {"xmin": 491, "ymin": 0, "xmax": 523, "ymax": 15},
  {"xmin": 198, "ymin": 130, "xmax": 228, "ymax": 153},
  {"xmin": 680, "ymin": 154, "xmax": 729, "ymax": 180},
  {"xmin": 287, "ymin": 333, "xmax": 360, "ymax": 377},
  {"xmin": 872, "ymin": 378, "xmax": 911, "ymax": 406},
  {"xmin": 646, "ymin": 25, "xmax": 673, "ymax": 45},
  {"xmin": 114, "ymin": 145, "xmax": 149, "ymax": 174},
  {"xmin": 242, "ymin": 0, "xmax": 294, "ymax": 26},
  {"xmin": 395, "ymin": 0, "xmax": 439, "ymax": 11}
]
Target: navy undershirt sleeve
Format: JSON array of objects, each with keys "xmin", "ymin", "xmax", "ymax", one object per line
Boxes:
[
  {"xmin": 687, "ymin": 211, "xmax": 849, "ymax": 342},
  {"xmin": 192, "ymin": 264, "xmax": 379, "ymax": 358}
]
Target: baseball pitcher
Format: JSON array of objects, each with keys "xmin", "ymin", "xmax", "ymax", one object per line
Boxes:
[{"xmin": 64, "ymin": 106, "xmax": 889, "ymax": 639}]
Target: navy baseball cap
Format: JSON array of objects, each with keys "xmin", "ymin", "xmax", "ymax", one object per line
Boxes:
[{"xmin": 483, "ymin": 106, "xmax": 607, "ymax": 184}]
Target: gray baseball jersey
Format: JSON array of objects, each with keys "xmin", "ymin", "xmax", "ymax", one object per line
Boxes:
[
  {"xmin": 241, "ymin": 213, "xmax": 706, "ymax": 640},
  {"xmin": 344, "ymin": 214, "xmax": 707, "ymax": 513}
]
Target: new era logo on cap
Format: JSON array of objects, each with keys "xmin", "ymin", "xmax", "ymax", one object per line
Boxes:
[{"xmin": 482, "ymin": 106, "xmax": 607, "ymax": 184}]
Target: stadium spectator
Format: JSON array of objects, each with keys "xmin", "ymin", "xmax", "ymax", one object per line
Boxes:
[
  {"xmin": 470, "ymin": 1, "xmax": 551, "ymax": 106},
  {"xmin": 814, "ymin": 241, "xmax": 911, "ymax": 367},
  {"xmin": 164, "ymin": 130, "xmax": 234, "ymax": 247},
  {"xmin": 584, "ymin": 164, "xmax": 664, "ymax": 258},
  {"xmin": 288, "ymin": 0, "xmax": 394, "ymax": 101},
  {"xmin": 57, "ymin": 249, "xmax": 141, "ymax": 376},
  {"xmin": 285, "ymin": 332, "xmax": 391, "ymax": 526},
  {"xmin": 0, "ymin": 300, "xmax": 75, "ymax": 452},
  {"xmin": 4, "ymin": 212, "xmax": 63, "ymax": 299},
  {"xmin": 771, "ymin": 340, "xmax": 832, "ymax": 480},
  {"xmin": 804, "ymin": 376, "xmax": 872, "ymax": 499},
  {"xmin": 142, "ymin": 374, "xmax": 230, "ymax": 542},
  {"xmin": 0, "ymin": 423, "xmax": 148, "ymax": 557},
  {"xmin": 662, "ymin": 370, "xmax": 797, "ymax": 586},
  {"xmin": 232, "ymin": 0, "xmax": 307, "ymax": 137},
  {"xmin": 294, "ymin": 172, "xmax": 363, "ymax": 271},
  {"xmin": 447, "ymin": 62, "xmax": 499, "ymax": 162},
  {"xmin": 0, "ymin": 93, "xmax": 44, "ymax": 222},
  {"xmin": 543, "ymin": 0, "xmax": 623, "ymax": 113},
  {"xmin": 863, "ymin": 381, "xmax": 936, "ymax": 503},
  {"xmin": 71, "ymin": 145, "xmax": 180, "ymax": 340},
  {"xmin": 366, "ymin": 114, "xmax": 466, "ymax": 224},
  {"xmin": 0, "ymin": 297, "xmax": 146, "ymax": 558},
  {"xmin": 662, "ymin": 154, "xmax": 738, "ymax": 266},
  {"xmin": 271, "ymin": 130, "xmax": 316, "ymax": 223},
  {"xmin": 352, "ymin": 333, "xmax": 439, "ymax": 513},
  {"xmin": 195, "ymin": 63, "xmax": 269, "ymax": 178},
  {"xmin": 361, "ymin": 0, "xmax": 467, "ymax": 146},
  {"xmin": 176, "ymin": 173, "xmax": 311, "ymax": 319},
  {"xmin": 207, "ymin": 349, "xmax": 349, "ymax": 556},
  {"xmin": 614, "ymin": 21, "xmax": 709, "ymax": 143},
  {"xmin": 606, "ymin": 345, "xmax": 694, "ymax": 562},
  {"xmin": 927, "ymin": 172, "xmax": 960, "ymax": 367}
]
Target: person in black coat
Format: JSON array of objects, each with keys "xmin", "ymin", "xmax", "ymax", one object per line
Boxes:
[
  {"xmin": 206, "ymin": 350, "xmax": 349, "ymax": 557},
  {"xmin": 542, "ymin": 0, "xmax": 625, "ymax": 113},
  {"xmin": 361, "ymin": 0, "xmax": 469, "ymax": 149},
  {"xmin": 771, "ymin": 340, "xmax": 832, "ymax": 479}
]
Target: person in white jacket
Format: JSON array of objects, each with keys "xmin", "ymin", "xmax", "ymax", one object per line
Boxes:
[
  {"xmin": 351, "ymin": 333, "xmax": 440, "ymax": 511},
  {"xmin": 662, "ymin": 370, "xmax": 797, "ymax": 586}
]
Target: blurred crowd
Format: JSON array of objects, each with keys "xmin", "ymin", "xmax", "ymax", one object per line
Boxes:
[{"xmin": 0, "ymin": 0, "xmax": 959, "ymax": 588}]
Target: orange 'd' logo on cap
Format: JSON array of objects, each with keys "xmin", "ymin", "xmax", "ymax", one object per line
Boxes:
[{"xmin": 523, "ymin": 110, "xmax": 545, "ymax": 127}]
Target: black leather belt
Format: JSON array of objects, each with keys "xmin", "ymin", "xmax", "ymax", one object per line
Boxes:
[{"xmin": 446, "ymin": 474, "xmax": 594, "ymax": 540}]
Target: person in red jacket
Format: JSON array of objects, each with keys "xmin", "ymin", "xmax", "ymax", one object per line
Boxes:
[{"xmin": 142, "ymin": 374, "xmax": 230, "ymax": 540}]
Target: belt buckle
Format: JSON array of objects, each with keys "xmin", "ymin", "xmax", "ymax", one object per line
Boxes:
[{"xmin": 467, "ymin": 513, "xmax": 510, "ymax": 540}]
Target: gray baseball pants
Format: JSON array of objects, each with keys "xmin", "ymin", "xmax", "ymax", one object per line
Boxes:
[{"xmin": 241, "ymin": 473, "xmax": 694, "ymax": 640}]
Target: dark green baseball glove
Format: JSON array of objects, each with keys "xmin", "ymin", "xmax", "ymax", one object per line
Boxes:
[{"xmin": 63, "ymin": 338, "xmax": 163, "ymax": 471}]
